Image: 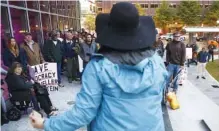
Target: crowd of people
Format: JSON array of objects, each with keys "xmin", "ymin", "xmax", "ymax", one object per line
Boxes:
[
  {"xmin": 2, "ymin": 28, "xmax": 99, "ymax": 86},
  {"xmin": 1, "ymin": 1, "xmax": 218, "ymax": 130},
  {"xmin": 1, "ymin": 28, "xmax": 99, "ymax": 125}
]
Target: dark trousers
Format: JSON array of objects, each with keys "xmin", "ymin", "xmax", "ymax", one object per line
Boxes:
[
  {"xmin": 208, "ymin": 53, "xmax": 214, "ymax": 62},
  {"xmin": 57, "ymin": 63, "xmax": 62, "ymax": 84},
  {"xmin": 66, "ymin": 57, "xmax": 78, "ymax": 80},
  {"xmin": 36, "ymin": 95, "xmax": 53, "ymax": 115},
  {"xmin": 31, "ymin": 95, "xmax": 40, "ymax": 111}
]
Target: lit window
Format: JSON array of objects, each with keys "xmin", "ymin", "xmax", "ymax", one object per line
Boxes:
[
  {"xmin": 140, "ymin": 4, "xmax": 148, "ymax": 8},
  {"xmin": 151, "ymin": 4, "xmax": 158, "ymax": 8},
  {"xmin": 98, "ymin": 8, "xmax": 102, "ymax": 11}
]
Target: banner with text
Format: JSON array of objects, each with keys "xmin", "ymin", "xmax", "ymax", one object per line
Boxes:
[{"xmin": 29, "ymin": 63, "xmax": 59, "ymax": 91}]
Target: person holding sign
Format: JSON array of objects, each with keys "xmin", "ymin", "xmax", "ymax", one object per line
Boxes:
[
  {"xmin": 29, "ymin": 2, "xmax": 168, "ymax": 131},
  {"xmin": 5, "ymin": 62, "xmax": 57, "ymax": 117},
  {"xmin": 43, "ymin": 30, "xmax": 64, "ymax": 87}
]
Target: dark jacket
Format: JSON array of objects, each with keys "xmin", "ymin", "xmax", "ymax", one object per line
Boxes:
[
  {"xmin": 5, "ymin": 73, "xmax": 33, "ymax": 91},
  {"xmin": 3, "ymin": 47, "xmax": 27, "ymax": 68},
  {"xmin": 63, "ymin": 40, "xmax": 77, "ymax": 59},
  {"xmin": 191, "ymin": 44, "xmax": 198, "ymax": 52},
  {"xmin": 197, "ymin": 51, "xmax": 208, "ymax": 63},
  {"xmin": 208, "ymin": 44, "xmax": 214, "ymax": 54},
  {"xmin": 43, "ymin": 40, "xmax": 63, "ymax": 63},
  {"xmin": 80, "ymin": 42, "xmax": 97, "ymax": 62},
  {"xmin": 166, "ymin": 40, "xmax": 186, "ymax": 66}
]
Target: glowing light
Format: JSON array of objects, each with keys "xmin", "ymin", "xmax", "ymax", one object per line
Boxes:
[{"xmin": 35, "ymin": 25, "xmax": 39, "ymax": 27}]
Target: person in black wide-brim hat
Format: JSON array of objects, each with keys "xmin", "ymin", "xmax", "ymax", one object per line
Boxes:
[
  {"xmin": 29, "ymin": 2, "xmax": 168, "ymax": 131},
  {"xmin": 95, "ymin": 3, "xmax": 156, "ymax": 51}
]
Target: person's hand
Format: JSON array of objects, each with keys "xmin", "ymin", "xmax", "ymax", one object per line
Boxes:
[
  {"xmin": 64, "ymin": 59, "xmax": 67, "ymax": 63},
  {"xmin": 31, "ymin": 79, "xmax": 35, "ymax": 84},
  {"xmin": 30, "ymin": 88, "xmax": 35, "ymax": 92},
  {"xmin": 29, "ymin": 111, "xmax": 44, "ymax": 129}
]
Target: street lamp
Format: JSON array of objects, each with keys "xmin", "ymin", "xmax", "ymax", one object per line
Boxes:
[{"xmin": 217, "ymin": 19, "xmax": 219, "ymax": 24}]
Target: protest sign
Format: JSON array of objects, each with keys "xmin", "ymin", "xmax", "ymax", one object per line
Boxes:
[
  {"xmin": 78, "ymin": 55, "xmax": 83, "ymax": 72},
  {"xmin": 186, "ymin": 48, "xmax": 193, "ymax": 59},
  {"xmin": 29, "ymin": 63, "xmax": 59, "ymax": 91}
]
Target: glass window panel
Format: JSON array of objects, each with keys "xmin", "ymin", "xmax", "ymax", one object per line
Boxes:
[
  {"xmin": 41, "ymin": 13, "xmax": 51, "ymax": 41},
  {"xmin": 40, "ymin": 1, "xmax": 49, "ymax": 12},
  {"xmin": 63, "ymin": 1, "xmax": 69, "ymax": 16},
  {"xmin": 64, "ymin": 17, "xmax": 68, "ymax": 30},
  {"xmin": 67, "ymin": 5, "xmax": 71, "ymax": 16},
  {"xmin": 27, "ymin": 1, "xmax": 39, "ymax": 10},
  {"xmin": 9, "ymin": 0, "xmax": 25, "ymax": 7},
  {"xmin": 57, "ymin": 1, "xmax": 64, "ymax": 15},
  {"xmin": 1, "ymin": 0, "xmax": 7, "ymax": 4},
  {"xmin": 51, "ymin": 15, "xmax": 58, "ymax": 30},
  {"xmin": 58, "ymin": 17, "xmax": 64, "ymax": 31},
  {"xmin": 10, "ymin": 8, "xmax": 28, "ymax": 44},
  {"xmin": 49, "ymin": 1, "xmax": 56, "ymax": 14},
  {"xmin": 69, "ymin": 18, "xmax": 73, "ymax": 30},
  {"xmin": 1, "ymin": 7, "xmax": 11, "ymax": 52},
  {"xmin": 28, "ymin": 11, "xmax": 43, "ymax": 45}
]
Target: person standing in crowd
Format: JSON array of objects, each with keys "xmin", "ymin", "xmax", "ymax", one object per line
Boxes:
[
  {"xmin": 3, "ymin": 37, "xmax": 27, "ymax": 69},
  {"xmin": 20, "ymin": 32, "xmax": 45, "ymax": 66},
  {"xmin": 57, "ymin": 31, "xmax": 63, "ymax": 42},
  {"xmin": 189, "ymin": 42, "xmax": 198, "ymax": 65},
  {"xmin": 43, "ymin": 30, "xmax": 64, "ymax": 87},
  {"xmin": 29, "ymin": 2, "xmax": 168, "ymax": 131},
  {"xmin": 208, "ymin": 41, "xmax": 215, "ymax": 62},
  {"xmin": 196, "ymin": 47, "xmax": 209, "ymax": 79},
  {"xmin": 153, "ymin": 30, "xmax": 164, "ymax": 58},
  {"xmin": 166, "ymin": 32, "xmax": 186, "ymax": 93},
  {"xmin": 80, "ymin": 34, "xmax": 98, "ymax": 68},
  {"xmin": 63, "ymin": 31, "xmax": 80, "ymax": 83}
]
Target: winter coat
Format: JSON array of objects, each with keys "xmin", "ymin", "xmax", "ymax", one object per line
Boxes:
[
  {"xmin": 3, "ymin": 47, "xmax": 27, "ymax": 68},
  {"xmin": 20, "ymin": 41, "xmax": 44, "ymax": 66},
  {"xmin": 5, "ymin": 73, "xmax": 33, "ymax": 92},
  {"xmin": 43, "ymin": 40, "xmax": 63, "ymax": 63},
  {"xmin": 44, "ymin": 50, "xmax": 168, "ymax": 131},
  {"xmin": 80, "ymin": 42, "xmax": 97, "ymax": 62},
  {"xmin": 63, "ymin": 40, "xmax": 78, "ymax": 59},
  {"xmin": 197, "ymin": 51, "xmax": 209, "ymax": 63}
]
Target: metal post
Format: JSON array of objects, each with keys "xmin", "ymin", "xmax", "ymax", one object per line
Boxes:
[
  {"xmin": 6, "ymin": 0, "xmax": 14, "ymax": 37},
  {"xmin": 25, "ymin": 0, "xmax": 30, "ymax": 32}
]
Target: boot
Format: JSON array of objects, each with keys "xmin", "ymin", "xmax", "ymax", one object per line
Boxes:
[{"xmin": 1, "ymin": 113, "xmax": 9, "ymax": 125}]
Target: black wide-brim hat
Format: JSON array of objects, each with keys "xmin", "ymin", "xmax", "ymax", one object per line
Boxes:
[{"xmin": 95, "ymin": 2, "xmax": 156, "ymax": 51}]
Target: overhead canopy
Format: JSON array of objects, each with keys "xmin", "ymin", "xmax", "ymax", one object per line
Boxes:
[{"xmin": 184, "ymin": 27, "xmax": 219, "ymax": 32}]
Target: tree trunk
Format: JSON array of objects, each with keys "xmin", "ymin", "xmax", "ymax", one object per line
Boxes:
[{"xmin": 189, "ymin": 33, "xmax": 194, "ymax": 44}]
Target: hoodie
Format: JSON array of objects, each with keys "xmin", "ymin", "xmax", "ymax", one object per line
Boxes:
[{"xmin": 44, "ymin": 50, "xmax": 168, "ymax": 131}]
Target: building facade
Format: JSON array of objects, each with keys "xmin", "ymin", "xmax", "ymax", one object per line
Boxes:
[
  {"xmin": 1, "ymin": 0, "xmax": 81, "ymax": 47},
  {"xmin": 80, "ymin": 0, "xmax": 96, "ymax": 29},
  {"xmin": 96, "ymin": 0, "xmax": 213, "ymax": 16}
]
